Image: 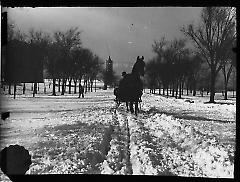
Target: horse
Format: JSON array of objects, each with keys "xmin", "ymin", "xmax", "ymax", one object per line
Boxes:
[{"xmin": 114, "ymin": 56, "xmax": 145, "ymax": 115}]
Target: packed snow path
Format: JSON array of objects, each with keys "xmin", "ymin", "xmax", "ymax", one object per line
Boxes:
[
  {"xmin": 103, "ymin": 101, "xmax": 235, "ymax": 177},
  {"xmin": 0, "ymin": 89, "xmax": 235, "ymax": 179}
]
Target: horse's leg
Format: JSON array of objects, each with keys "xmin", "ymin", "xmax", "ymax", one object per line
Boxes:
[
  {"xmin": 135, "ymin": 101, "xmax": 138, "ymax": 116},
  {"xmin": 126, "ymin": 102, "xmax": 129, "ymax": 111},
  {"xmin": 130, "ymin": 102, "xmax": 134, "ymax": 114}
]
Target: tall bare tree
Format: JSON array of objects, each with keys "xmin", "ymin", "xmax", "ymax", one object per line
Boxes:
[
  {"xmin": 5, "ymin": 21, "xmax": 27, "ymax": 96},
  {"xmin": 181, "ymin": 7, "xmax": 236, "ymax": 103},
  {"xmin": 53, "ymin": 27, "xmax": 82, "ymax": 95},
  {"xmin": 28, "ymin": 29, "xmax": 51, "ymax": 96},
  {"xmin": 46, "ymin": 42, "xmax": 62, "ymax": 96},
  {"xmin": 145, "ymin": 58, "xmax": 158, "ymax": 94},
  {"xmin": 221, "ymin": 40, "xmax": 236, "ymax": 100},
  {"xmin": 87, "ymin": 55, "xmax": 104, "ymax": 92}
]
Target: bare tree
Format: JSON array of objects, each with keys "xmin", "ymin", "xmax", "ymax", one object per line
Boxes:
[
  {"xmin": 88, "ymin": 55, "xmax": 104, "ymax": 92},
  {"xmin": 187, "ymin": 54, "xmax": 204, "ymax": 96},
  {"xmin": 53, "ymin": 27, "xmax": 82, "ymax": 95},
  {"xmin": 170, "ymin": 38, "xmax": 189, "ymax": 99},
  {"xmin": 71, "ymin": 47, "xmax": 95, "ymax": 96},
  {"xmin": 28, "ymin": 29, "xmax": 51, "ymax": 96},
  {"xmin": 181, "ymin": 7, "xmax": 236, "ymax": 103},
  {"xmin": 151, "ymin": 37, "xmax": 191, "ymax": 98},
  {"xmin": 102, "ymin": 69, "xmax": 117, "ymax": 89},
  {"xmin": 151, "ymin": 37, "xmax": 168, "ymax": 95},
  {"xmin": 221, "ymin": 41, "xmax": 235, "ymax": 100},
  {"xmin": 145, "ymin": 58, "xmax": 158, "ymax": 94},
  {"xmin": 5, "ymin": 21, "xmax": 27, "ymax": 96},
  {"xmin": 46, "ymin": 42, "xmax": 62, "ymax": 96}
]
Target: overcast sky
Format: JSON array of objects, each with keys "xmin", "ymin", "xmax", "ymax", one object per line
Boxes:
[{"xmin": 7, "ymin": 7, "xmax": 203, "ymax": 74}]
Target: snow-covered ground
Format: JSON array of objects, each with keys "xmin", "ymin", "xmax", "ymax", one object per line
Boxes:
[{"xmin": 0, "ymin": 84, "xmax": 236, "ymax": 180}]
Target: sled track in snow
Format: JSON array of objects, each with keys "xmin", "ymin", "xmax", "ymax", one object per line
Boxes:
[
  {"xmin": 116, "ymin": 109, "xmax": 133, "ymax": 174},
  {"xmin": 102, "ymin": 105, "xmax": 134, "ymax": 174}
]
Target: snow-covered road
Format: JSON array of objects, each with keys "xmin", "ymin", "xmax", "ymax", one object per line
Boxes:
[{"xmin": 0, "ymin": 89, "xmax": 236, "ymax": 179}]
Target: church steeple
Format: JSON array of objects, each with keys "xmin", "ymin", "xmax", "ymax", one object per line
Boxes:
[{"xmin": 106, "ymin": 56, "xmax": 113, "ymax": 73}]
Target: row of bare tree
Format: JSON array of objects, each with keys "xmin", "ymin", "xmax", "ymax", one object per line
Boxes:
[
  {"xmin": 146, "ymin": 38, "xmax": 203, "ymax": 99},
  {"xmin": 4, "ymin": 22, "xmax": 105, "ymax": 97},
  {"xmin": 145, "ymin": 7, "xmax": 236, "ymax": 102}
]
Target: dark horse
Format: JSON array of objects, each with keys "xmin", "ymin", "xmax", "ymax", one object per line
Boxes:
[{"xmin": 114, "ymin": 56, "xmax": 145, "ymax": 115}]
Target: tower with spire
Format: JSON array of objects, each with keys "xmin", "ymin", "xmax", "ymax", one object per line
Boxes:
[
  {"xmin": 103, "ymin": 56, "xmax": 113, "ymax": 90},
  {"xmin": 106, "ymin": 56, "xmax": 113, "ymax": 74}
]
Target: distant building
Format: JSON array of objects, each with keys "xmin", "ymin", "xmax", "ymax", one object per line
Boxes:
[
  {"xmin": 103, "ymin": 56, "xmax": 113, "ymax": 90},
  {"xmin": 106, "ymin": 56, "xmax": 113, "ymax": 73}
]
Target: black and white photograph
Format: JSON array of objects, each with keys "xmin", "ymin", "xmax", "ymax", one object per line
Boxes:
[{"xmin": 0, "ymin": 6, "xmax": 236, "ymax": 180}]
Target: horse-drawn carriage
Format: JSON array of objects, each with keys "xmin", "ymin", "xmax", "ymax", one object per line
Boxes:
[{"xmin": 114, "ymin": 56, "xmax": 145, "ymax": 115}]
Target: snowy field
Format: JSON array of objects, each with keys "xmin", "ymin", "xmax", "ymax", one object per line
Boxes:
[{"xmin": 0, "ymin": 83, "xmax": 236, "ymax": 180}]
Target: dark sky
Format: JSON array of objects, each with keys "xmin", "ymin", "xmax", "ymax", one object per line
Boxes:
[{"xmin": 7, "ymin": 7, "xmax": 202, "ymax": 74}]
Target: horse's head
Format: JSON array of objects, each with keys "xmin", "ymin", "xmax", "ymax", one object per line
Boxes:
[{"xmin": 132, "ymin": 56, "xmax": 145, "ymax": 77}]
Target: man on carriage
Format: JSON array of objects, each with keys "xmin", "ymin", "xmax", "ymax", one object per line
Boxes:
[
  {"xmin": 114, "ymin": 71, "xmax": 127, "ymax": 102},
  {"xmin": 114, "ymin": 56, "xmax": 145, "ymax": 115}
]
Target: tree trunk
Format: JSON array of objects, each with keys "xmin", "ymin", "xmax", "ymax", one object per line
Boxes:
[
  {"xmin": 175, "ymin": 81, "xmax": 178, "ymax": 99},
  {"xmin": 44, "ymin": 83, "xmax": 46, "ymax": 94},
  {"xmin": 64, "ymin": 80, "xmax": 67, "ymax": 93},
  {"xmin": 69, "ymin": 78, "xmax": 72, "ymax": 94},
  {"xmin": 33, "ymin": 82, "xmax": 37, "ymax": 97},
  {"xmin": 222, "ymin": 64, "xmax": 233, "ymax": 100},
  {"xmin": 95, "ymin": 79, "xmax": 97, "ymax": 92},
  {"xmin": 87, "ymin": 80, "xmax": 90, "ymax": 92},
  {"xmin": 209, "ymin": 70, "xmax": 216, "ymax": 103},
  {"xmin": 190, "ymin": 84, "xmax": 192, "ymax": 93},
  {"xmin": 193, "ymin": 82, "xmax": 196, "ymax": 96},
  {"xmin": 61, "ymin": 78, "xmax": 65, "ymax": 95},
  {"xmin": 90, "ymin": 80, "xmax": 93, "ymax": 92},
  {"xmin": 14, "ymin": 84, "xmax": 16, "ymax": 99},
  {"xmin": 201, "ymin": 89, "xmax": 203, "ymax": 97},
  {"xmin": 181, "ymin": 81, "xmax": 184, "ymax": 96},
  {"xmin": 78, "ymin": 78, "xmax": 82, "ymax": 97},
  {"xmin": 178, "ymin": 81, "xmax": 182, "ymax": 99},
  {"xmin": 23, "ymin": 83, "xmax": 26, "ymax": 94},
  {"xmin": 232, "ymin": 69, "xmax": 236, "ymax": 98},
  {"xmin": 58, "ymin": 78, "xmax": 61, "ymax": 92},
  {"xmin": 85, "ymin": 80, "xmax": 87, "ymax": 93},
  {"xmin": 35, "ymin": 82, "xmax": 38, "ymax": 94},
  {"xmin": 224, "ymin": 84, "xmax": 228, "ymax": 100},
  {"xmin": 193, "ymin": 90, "xmax": 196, "ymax": 96},
  {"xmin": 172, "ymin": 83, "xmax": 175, "ymax": 97},
  {"xmin": 52, "ymin": 78, "xmax": 56, "ymax": 96},
  {"xmin": 74, "ymin": 80, "xmax": 77, "ymax": 94},
  {"xmin": 78, "ymin": 78, "xmax": 84, "ymax": 98},
  {"xmin": 78, "ymin": 81, "xmax": 81, "ymax": 98}
]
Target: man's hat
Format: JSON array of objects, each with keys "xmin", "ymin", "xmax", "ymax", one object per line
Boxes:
[{"xmin": 122, "ymin": 71, "xmax": 126, "ymax": 76}]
